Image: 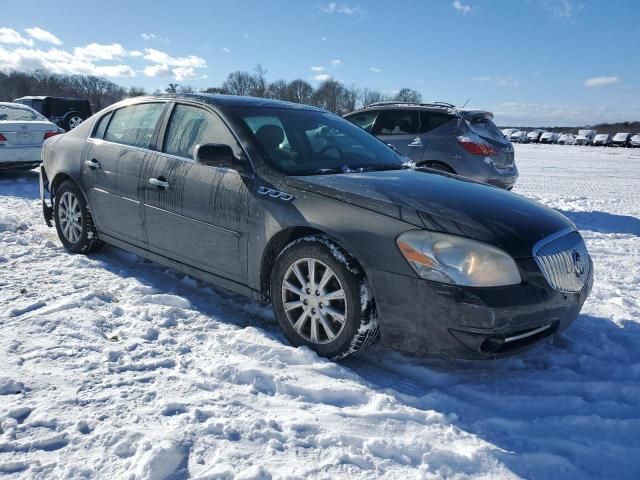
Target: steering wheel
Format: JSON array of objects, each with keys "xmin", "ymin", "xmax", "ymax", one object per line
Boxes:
[{"xmin": 318, "ymin": 144, "xmax": 343, "ymax": 160}]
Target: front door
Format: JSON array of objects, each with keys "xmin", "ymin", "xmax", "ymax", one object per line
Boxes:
[
  {"xmin": 372, "ymin": 109, "xmax": 423, "ymax": 161},
  {"xmin": 83, "ymin": 102, "xmax": 165, "ymax": 247},
  {"xmin": 143, "ymin": 103, "xmax": 252, "ymax": 283}
]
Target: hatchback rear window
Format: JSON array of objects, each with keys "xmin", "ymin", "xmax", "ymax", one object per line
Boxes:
[{"xmin": 465, "ymin": 117, "xmax": 504, "ymax": 142}]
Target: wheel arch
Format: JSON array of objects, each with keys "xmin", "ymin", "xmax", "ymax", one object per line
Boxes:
[
  {"xmin": 260, "ymin": 226, "xmax": 368, "ymax": 302},
  {"xmin": 50, "ymin": 172, "xmax": 91, "ymax": 207},
  {"xmin": 418, "ymin": 160, "xmax": 456, "ymax": 174}
]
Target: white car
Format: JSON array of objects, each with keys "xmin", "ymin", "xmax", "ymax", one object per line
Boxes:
[
  {"xmin": 509, "ymin": 131, "xmax": 529, "ymax": 143},
  {"xmin": 558, "ymin": 133, "xmax": 576, "ymax": 145},
  {"xmin": 502, "ymin": 128, "xmax": 518, "ymax": 138},
  {"xmin": 630, "ymin": 134, "xmax": 640, "ymax": 148},
  {"xmin": 527, "ymin": 130, "xmax": 545, "ymax": 143},
  {"xmin": 575, "ymin": 129, "xmax": 597, "ymax": 146},
  {"xmin": 0, "ymin": 102, "xmax": 62, "ymax": 170},
  {"xmin": 539, "ymin": 132, "xmax": 560, "ymax": 144}
]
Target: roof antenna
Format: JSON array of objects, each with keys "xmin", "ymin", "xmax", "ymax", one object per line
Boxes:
[{"xmin": 461, "ymin": 97, "xmax": 471, "ymax": 108}]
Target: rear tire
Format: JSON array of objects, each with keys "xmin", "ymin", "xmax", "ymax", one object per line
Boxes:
[
  {"xmin": 271, "ymin": 236, "xmax": 378, "ymax": 360},
  {"xmin": 63, "ymin": 113, "xmax": 85, "ymax": 131},
  {"xmin": 54, "ymin": 180, "xmax": 103, "ymax": 254}
]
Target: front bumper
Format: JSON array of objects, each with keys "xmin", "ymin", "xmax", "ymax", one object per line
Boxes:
[{"xmin": 368, "ymin": 257, "xmax": 593, "ymax": 359}]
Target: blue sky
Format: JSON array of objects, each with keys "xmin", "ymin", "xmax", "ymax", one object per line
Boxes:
[{"xmin": 1, "ymin": 0, "xmax": 638, "ymax": 125}]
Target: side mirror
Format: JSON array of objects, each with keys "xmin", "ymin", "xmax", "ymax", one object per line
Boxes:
[{"xmin": 194, "ymin": 143, "xmax": 242, "ymax": 170}]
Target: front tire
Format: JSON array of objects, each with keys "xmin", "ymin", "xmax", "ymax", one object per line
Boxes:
[
  {"xmin": 54, "ymin": 180, "xmax": 103, "ymax": 254},
  {"xmin": 271, "ymin": 236, "xmax": 378, "ymax": 359}
]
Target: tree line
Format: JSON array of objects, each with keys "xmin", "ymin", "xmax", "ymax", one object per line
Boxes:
[{"xmin": 0, "ymin": 66, "xmax": 423, "ymax": 115}]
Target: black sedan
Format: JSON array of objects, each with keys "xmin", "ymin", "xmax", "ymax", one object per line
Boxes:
[{"xmin": 39, "ymin": 94, "xmax": 593, "ymax": 359}]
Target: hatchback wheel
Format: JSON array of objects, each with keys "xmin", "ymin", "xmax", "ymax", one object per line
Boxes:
[
  {"xmin": 54, "ymin": 180, "xmax": 103, "ymax": 253},
  {"xmin": 271, "ymin": 236, "xmax": 378, "ymax": 359}
]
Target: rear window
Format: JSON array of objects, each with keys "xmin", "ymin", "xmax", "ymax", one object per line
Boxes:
[
  {"xmin": 104, "ymin": 102, "xmax": 164, "ymax": 149},
  {"xmin": 372, "ymin": 110, "xmax": 419, "ymax": 135},
  {"xmin": 466, "ymin": 117, "xmax": 504, "ymax": 141},
  {"xmin": 419, "ymin": 111, "xmax": 454, "ymax": 133},
  {"xmin": 0, "ymin": 104, "xmax": 44, "ymax": 121}
]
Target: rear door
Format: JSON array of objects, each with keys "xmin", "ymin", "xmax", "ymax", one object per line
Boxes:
[
  {"xmin": 371, "ymin": 109, "xmax": 422, "ymax": 160},
  {"xmin": 143, "ymin": 102, "xmax": 252, "ymax": 283},
  {"xmin": 417, "ymin": 110, "xmax": 458, "ymax": 163},
  {"xmin": 83, "ymin": 101, "xmax": 166, "ymax": 247}
]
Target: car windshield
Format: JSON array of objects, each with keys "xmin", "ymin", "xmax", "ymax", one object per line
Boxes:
[
  {"xmin": 0, "ymin": 104, "xmax": 44, "ymax": 121},
  {"xmin": 614, "ymin": 133, "xmax": 630, "ymax": 140},
  {"xmin": 595, "ymin": 134, "xmax": 607, "ymax": 139},
  {"xmin": 233, "ymin": 106, "xmax": 407, "ymax": 175}
]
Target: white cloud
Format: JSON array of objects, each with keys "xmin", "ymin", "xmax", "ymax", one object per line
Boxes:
[
  {"xmin": 369, "ymin": 66, "xmax": 382, "ymax": 73},
  {"xmin": 129, "ymin": 50, "xmax": 144, "ymax": 57},
  {"xmin": 311, "ymin": 65, "xmax": 325, "ymax": 72},
  {"xmin": 329, "ymin": 59, "xmax": 342, "ymax": 67},
  {"xmin": 452, "ymin": 1, "xmax": 472, "ymax": 14},
  {"xmin": 141, "ymin": 32, "xmax": 169, "ymax": 43},
  {"xmin": 0, "ymin": 28, "xmax": 34, "ymax": 46},
  {"xmin": 74, "ymin": 43, "xmax": 127, "ymax": 61},
  {"xmin": 319, "ymin": 3, "xmax": 364, "ymax": 17},
  {"xmin": 312, "ymin": 74, "xmax": 332, "ymax": 82},
  {"xmin": 221, "ymin": 47, "xmax": 230, "ymax": 54},
  {"xmin": 584, "ymin": 76, "xmax": 618, "ymax": 88},
  {"xmin": 143, "ymin": 64, "xmax": 172, "ymax": 78},
  {"xmin": 24, "ymin": 27, "xmax": 62, "ymax": 45},
  {"xmin": 94, "ymin": 65, "xmax": 135, "ymax": 77},
  {"xmin": 542, "ymin": 0, "xmax": 584, "ymax": 23},
  {"xmin": 493, "ymin": 101, "xmax": 639, "ymax": 127},
  {"xmin": 473, "ymin": 75, "xmax": 519, "ymax": 88},
  {"xmin": 142, "ymin": 48, "xmax": 206, "ymax": 68}
]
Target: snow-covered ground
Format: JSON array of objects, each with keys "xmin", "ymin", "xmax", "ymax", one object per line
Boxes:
[{"xmin": 1, "ymin": 144, "xmax": 639, "ymax": 480}]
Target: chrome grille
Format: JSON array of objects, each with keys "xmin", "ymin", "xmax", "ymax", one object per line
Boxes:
[{"xmin": 534, "ymin": 231, "xmax": 591, "ymax": 293}]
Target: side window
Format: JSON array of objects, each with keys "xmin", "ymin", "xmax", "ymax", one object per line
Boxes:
[
  {"xmin": 419, "ymin": 111, "xmax": 454, "ymax": 133},
  {"xmin": 104, "ymin": 103, "xmax": 164, "ymax": 149},
  {"xmin": 372, "ymin": 110, "xmax": 419, "ymax": 135},
  {"xmin": 92, "ymin": 112, "xmax": 112, "ymax": 139},
  {"xmin": 163, "ymin": 104, "xmax": 241, "ymax": 160},
  {"xmin": 346, "ymin": 111, "xmax": 378, "ymax": 132}
]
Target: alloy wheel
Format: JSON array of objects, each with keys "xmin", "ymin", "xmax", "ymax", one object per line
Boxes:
[
  {"xmin": 281, "ymin": 257, "xmax": 347, "ymax": 344},
  {"xmin": 58, "ymin": 191, "xmax": 83, "ymax": 243},
  {"xmin": 68, "ymin": 116, "xmax": 83, "ymax": 129}
]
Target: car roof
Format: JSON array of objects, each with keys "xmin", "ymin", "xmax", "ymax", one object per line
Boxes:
[
  {"xmin": 139, "ymin": 93, "xmax": 326, "ymax": 112},
  {"xmin": 348, "ymin": 101, "xmax": 493, "ymax": 119},
  {"xmin": 14, "ymin": 96, "xmax": 89, "ymax": 102}
]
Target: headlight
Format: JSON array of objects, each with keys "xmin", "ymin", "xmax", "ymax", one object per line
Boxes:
[{"xmin": 396, "ymin": 231, "xmax": 521, "ymax": 287}]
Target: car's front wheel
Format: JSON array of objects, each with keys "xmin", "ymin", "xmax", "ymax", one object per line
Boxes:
[
  {"xmin": 54, "ymin": 180, "xmax": 103, "ymax": 254},
  {"xmin": 271, "ymin": 236, "xmax": 378, "ymax": 359}
]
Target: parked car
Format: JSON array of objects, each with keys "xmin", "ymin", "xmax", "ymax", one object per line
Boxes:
[
  {"xmin": 502, "ymin": 128, "xmax": 518, "ymax": 138},
  {"xmin": 509, "ymin": 131, "xmax": 529, "ymax": 143},
  {"xmin": 593, "ymin": 134, "xmax": 612, "ymax": 146},
  {"xmin": 345, "ymin": 102, "xmax": 518, "ymax": 189},
  {"xmin": 39, "ymin": 94, "xmax": 592, "ymax": 359},
  {"xmin": 13, "ymin": 96, "xmax": 92, "ymax": 131},
  {"xmin": 527, "ymin": 130, "xmax": 545, "ymax": 143},
  {"xmin": 539, "ymin": 132, "xmax": 560, "ymax": 144},
  {"xmin": 575, "ymin": 129, "xmax": 597, "ymax": 146},
  {"xmin": 0, "ymin": 102, "xmax": 63, "ymax": 170},
  {"xmin": 612, "ymin": 132, "xmax": 632, "ymax": 147},
  {"xmin": 630, "ymin": 134, "xmax": 640, "ymax": 148},
  {"xmin": 558, "ymin": 133, "xmax": 576, "ymax": 145}
]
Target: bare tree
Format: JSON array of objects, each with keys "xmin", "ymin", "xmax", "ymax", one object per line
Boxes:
[
  {"xmin": 313, "ymin": 79, "xmax": 344, "ymax": 113},
  {"xmin": 128, "ymin": 86, "xmax": 147, "ymax": 97},
  {"xmin": 340, "ymin": 84, "xmax": 360, "ymax": 113},
  {"xmin": 165, "ymin": 83, "xmax": 179, "ymax": 94},
  {"xmin": 360, "ymin": 88, "xmax": 388, "ymax": 107},
  {"xmin": 266, "ymin": 79, "xmax": 289, "ymax": 100},
  {"xmin": 286, "ymin": 79, "xmax": 314, "ymax": 105},
  {"xmin": 221, "ymin": 71, "xmax": 255, "ymax": 96},
  {"xmin": 394, "ymin": 88, "xmax": 422, "ymax": 103},
  {"xmin": 252, "ymin": 64, "xmax": 268, "ymax": 97}
]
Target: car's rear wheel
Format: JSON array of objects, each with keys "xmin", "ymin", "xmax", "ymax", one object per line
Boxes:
[
  {"xmin": 271, "ymin": 236, "xmax": 378, "ymax": 359},
  {"xmin": 54, "ymin": 180, "xmax": 103, "ymax": 254},
  {"xmin": 64, "ymin": 114, "xmax": 85, "ymax": 131}
]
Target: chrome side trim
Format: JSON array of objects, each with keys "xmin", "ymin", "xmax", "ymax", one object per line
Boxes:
[{"xmin": 504, "ymin": 324, "xmax": 551, "ymax": 343}]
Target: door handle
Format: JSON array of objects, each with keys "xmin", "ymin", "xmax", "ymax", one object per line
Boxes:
[
  {"xmin": 85, "ymin": 159, "xmax": 100, "ymax": 169},
  {"xmin": 149, "ymin": 177, "xmax": 170, "ymax": 189}
]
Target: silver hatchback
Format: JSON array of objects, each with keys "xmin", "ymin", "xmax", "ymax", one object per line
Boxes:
[{"xmin": 345, "ymin": 102, "xmax": 518, "ymax": 189}]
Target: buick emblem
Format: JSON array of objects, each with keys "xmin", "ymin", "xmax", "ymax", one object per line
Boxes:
[{"xmin": 572, "ymin": 250, "xmax": 586, "ymax": 278}]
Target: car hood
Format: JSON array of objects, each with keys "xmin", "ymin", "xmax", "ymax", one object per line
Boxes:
[{"xmin": 286, "ymin": 169, "xmax": 572, "ymax": 258}]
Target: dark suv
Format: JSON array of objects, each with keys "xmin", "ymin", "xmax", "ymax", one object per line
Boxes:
[
  {"xmin": 39, "ymin": 94, "xmax": 591, "ymax": 360},
  {"xmin": 344, "ymin": 102, "xmax": 518, "ymax": 189},
  {"xmin": 14, "ymin": 96, "xmax": 92, "ymax": 131}
]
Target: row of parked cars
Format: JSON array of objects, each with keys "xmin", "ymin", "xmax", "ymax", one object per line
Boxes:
[{"xmin": 503, "ymin": 128, "xmax": 640, "ymax": 147}]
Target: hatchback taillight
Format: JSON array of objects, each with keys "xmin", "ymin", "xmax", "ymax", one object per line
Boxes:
[
  {"xmin": 44, "ymin": 131, "xmax": 61, "ymax": 140},
  {"xmin": 0, "ymin": 133, "xmax": 6, "ymax": 142},
  {"xmin": 458, "ymin": 136, "xmax": 496, "ymax": 156}
]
